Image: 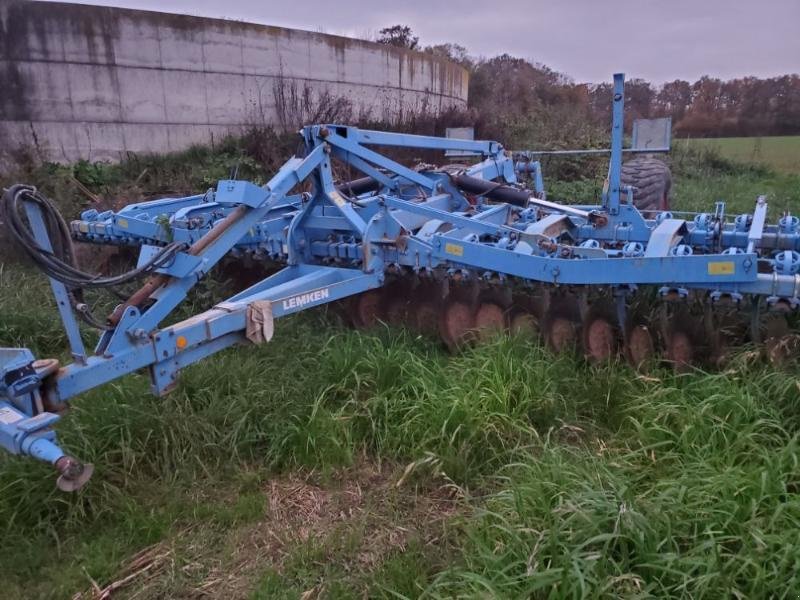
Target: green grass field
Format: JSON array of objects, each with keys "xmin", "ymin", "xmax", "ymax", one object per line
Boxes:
[
  {"xmin": 547, "ymin": 142, "xmax": 800, "ymax": 215},
  {"xmin": 2, "ymin": 142, "xmax": 800, "ymax": 598},
  {"xmin": 681, "ymin": 136, "xmax": 800, "ymax": 174}
]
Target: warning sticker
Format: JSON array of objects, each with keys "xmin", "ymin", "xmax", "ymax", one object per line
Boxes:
[
  {"xmin": 708, "ymin": 261, "xmax": 735, "ymax": 275},
  {"xmin": 445, "ymin": 243, "xmax": 464, "ymax": 257},
  {"xmin": 0, "ymin": 407, "xmax": 23, "ymax": 425}
]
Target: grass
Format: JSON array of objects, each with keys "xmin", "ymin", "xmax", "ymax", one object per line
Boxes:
[
  {"xmin": 670, "ymin": 143, "xmax": 800, "ymax": 215},
  {"xmin": 2, "ymin": 136, "xmax": 800, "ymax": 598},
  {"xmin": 429, "ymin": 372, "xmax": 800, "ymax": 597},
  {"xmin": 2, "ymin": 266, "xmax": 800, "ymax": 597},
  {"xmin": 548, "ymin": 143, "xmax": 800, "ymax": 215},
  {"xmin": 681, "ymin": 136, "xmax": 800, "ymax": 174}
]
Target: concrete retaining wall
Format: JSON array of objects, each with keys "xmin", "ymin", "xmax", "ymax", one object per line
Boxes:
[{"xmin": 0, "ymin": 1, "xmax": 469, "ymax": 166}]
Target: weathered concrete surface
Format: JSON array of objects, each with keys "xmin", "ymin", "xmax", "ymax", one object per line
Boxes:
[{"xmin": 0, "ymin": 1, "xmax": 468, "ymax": 166}]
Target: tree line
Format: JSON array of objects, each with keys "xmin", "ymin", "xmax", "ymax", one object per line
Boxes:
[{"xmin": 376, "ymin": 26, "xmax": 800, "ymax": 139}]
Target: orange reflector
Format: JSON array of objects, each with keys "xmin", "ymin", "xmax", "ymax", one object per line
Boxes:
[{"xmin": 176, "ymin": 336, "xmax": 188, "ymax": 350}]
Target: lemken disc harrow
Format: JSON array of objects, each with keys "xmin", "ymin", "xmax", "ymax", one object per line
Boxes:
[{"xmin": 1, "ymin": 74, "xmax": 799, "ymax": 490}]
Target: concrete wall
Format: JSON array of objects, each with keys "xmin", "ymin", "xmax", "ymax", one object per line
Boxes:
[{"xmin": 0, "ymin": 1, "xmax": 469, "ymax": 167}]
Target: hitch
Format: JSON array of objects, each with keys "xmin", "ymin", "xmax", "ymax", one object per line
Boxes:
[{"xmin": 0, "ymin": 349, "xmax": 93, "ymax": 492}]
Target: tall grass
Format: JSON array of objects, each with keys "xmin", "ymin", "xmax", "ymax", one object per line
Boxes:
[
  {"xmin": 2, "ymin": 258, "xmax": 800, "ymax": 597},
  {"xmin": 427, "ymin": 371, "xmax": 800, "ymax": 598}
]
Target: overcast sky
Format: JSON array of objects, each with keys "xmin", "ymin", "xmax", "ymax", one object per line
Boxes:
[{"xmin": 43, "ymin": 0, "xmax": 800, "ymax": 84}]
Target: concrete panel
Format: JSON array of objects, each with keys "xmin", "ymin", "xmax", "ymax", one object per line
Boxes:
[
  {"xmin": 240, "ymin": 28, "xmax": 278, "ymax": 76},
  {"xmin": 207, "ymin": 124, "xmax": 244, "ymax": 147},
  {"xmin": 165, "ymin": 123, "xmax": 241, "ymax": 152},
  {"xmin": 337, "ymin": 82, "xmax": 383, "ymax": 113},
  {"xmin": 337, "ymin": 45, "xmax": 367, "ymax": 86},
  {"xmin": 162, "ymin": 70, "xmax": 209, "ymax": 124},
  {"xmin": 58, "ymin": 12, "xmax": 116, "ymax": 65},
  {"xmin": 4, "ymin": 9, "xmax": 65, "ymax": 62},
  {"xmin": 66, "ymin": 63, "xmax": 122, "ymax": 122},
  {"xmin": 273, "ymin": 35, "xmax": 311, "ymax": 78},
  {"xmin": 73, "ymin": 121, "xmax": 126, "ymax": 162},
  {"xmin": 117, "ymin": 67, "xmax": 167, "ymax": 123},
  {"xmin": 202, "ymin": 24, "xmax": 244, "ymax": 73},
  {"xmin": 112, "ymin": 16, "xmax": 162, "ymax": 68},
  {"xmin": 30, "ymin": 121, "xmax": 82, "ymax": 164},
  {"xmin": 0, "ymin": 121, "xmax": 46, "ymax": 166},
  {"xmin": 359, "ymin": 47, "xmax": 396, "ymax": 89},
  {"xmin": 204, "ymin": 72, "xmax": 248, "ymax": 125},
  {"xmin": 8, "ymin": 60, "xmax": 75, "ymax": 121},
  {"xmin": 1, "ymin": 2, "xmax": 468, "ymax": 166},
  {"xmin": 166, "ymin": 124, "xmax": 212, "ymax": 152},
  {"xmin": 307, "ymin": 40, "xmax": 343, "ymax": 83},
  {"xmin": 242, "ymin": 75, "xmax": 277, "ymax": 125},
  {"xmin": 157, "ymin": 26, "xmax": 204, "ymax": 71},
  {"xmin": 121, "ymin": 122, "xmax": 171, "ymax": 154}
]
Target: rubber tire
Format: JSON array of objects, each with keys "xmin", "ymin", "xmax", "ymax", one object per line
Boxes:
[{"xmin": 621, "ymin": 156, "xmax": 671, "ymax": 212}]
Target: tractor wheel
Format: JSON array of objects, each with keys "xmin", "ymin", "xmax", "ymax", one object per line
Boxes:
[{"xmin": 621, "ymin": 156, "xmax": 671, "ymax": 212}]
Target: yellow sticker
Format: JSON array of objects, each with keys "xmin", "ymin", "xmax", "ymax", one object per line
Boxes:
[
  {"xmin": 329, "ymin": 191, "xmax": 347, "ymax": 207},
  {"xmin": 117, "ymin": 218, "xmax": 128, "ymax": 229},
  {"xmin": 444, "ymin": 243, "xmax": 464, "ymax": 257},
  {"xmin": 708, "ymin": 261, "xmax": 735, "ymax": 275}
]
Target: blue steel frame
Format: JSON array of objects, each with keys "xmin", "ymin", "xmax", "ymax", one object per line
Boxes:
[{"xmin": 2, "ymin": 73, "xmax": 800, "ymax": 486}]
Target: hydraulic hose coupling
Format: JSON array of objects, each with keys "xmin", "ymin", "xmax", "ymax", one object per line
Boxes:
[{"xmin": 54, "ymin": 455, "xmax": 94, "ymax": 492}]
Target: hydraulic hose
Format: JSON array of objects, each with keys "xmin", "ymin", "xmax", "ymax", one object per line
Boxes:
[
  {"xmin": 1, "ymin": 185, "xmax": 185, "ymax": 289},
  {"xmin": 1, "ymin": 184, "xmax": 186, "ymax": 327},
  {"xmin": 337, "ymin": 176, "xmax": 382, "ymax": 197},
  {"xmin": 450, "ymin": 174, "xmax": 530, "ymax": 208}
]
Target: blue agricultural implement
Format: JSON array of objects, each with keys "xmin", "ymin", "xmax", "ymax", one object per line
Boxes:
[{"xmin": 2, "ymin": 74, "xmax": 798, "ymax": 490}]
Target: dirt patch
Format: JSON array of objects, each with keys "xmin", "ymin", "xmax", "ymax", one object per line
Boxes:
[
  {"xmin": 74, "ymin": 460, "xmax": 465, "ymax": 599},
  {"xmin": 201, "ymin": 460, "xmax": 463, "ymax": 597}
]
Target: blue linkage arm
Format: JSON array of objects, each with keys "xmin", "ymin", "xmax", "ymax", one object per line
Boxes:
[{"xmin": 0, "ymin": 145, "xmax": 333, "ymax": 489}]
